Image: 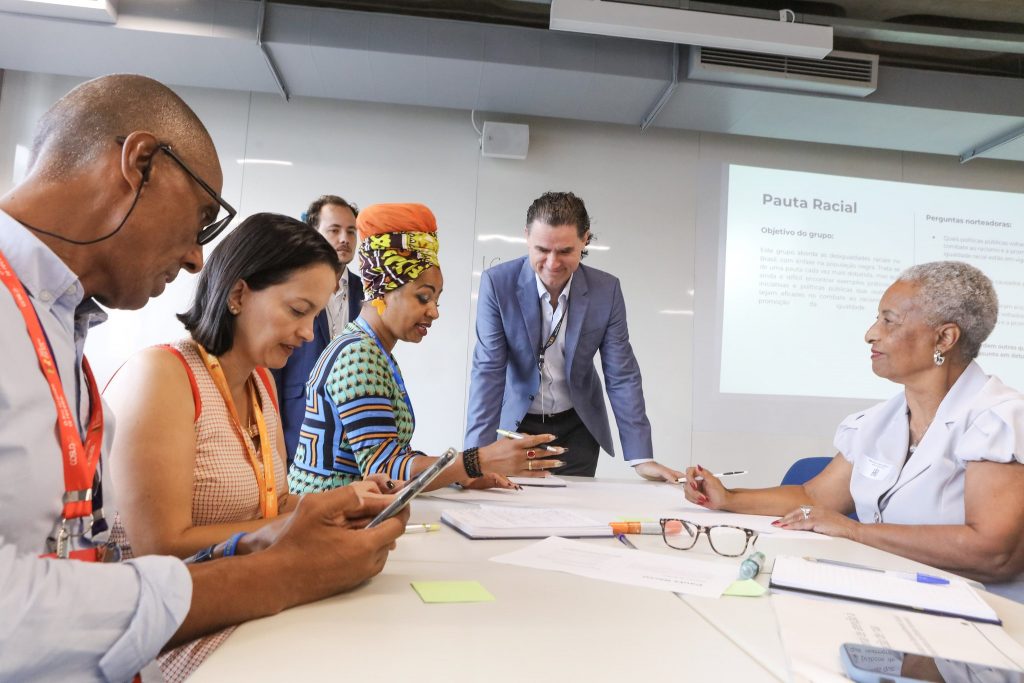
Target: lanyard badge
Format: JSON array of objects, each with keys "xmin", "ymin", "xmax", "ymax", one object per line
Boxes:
[{"xmin": 0, "ymin": 249, "xmax": 105, "ymax": 560}]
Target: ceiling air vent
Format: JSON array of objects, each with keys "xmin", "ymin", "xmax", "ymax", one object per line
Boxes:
[{"xmin": 688, "ymin": 46, "xmax": 878, "ymax": 97}]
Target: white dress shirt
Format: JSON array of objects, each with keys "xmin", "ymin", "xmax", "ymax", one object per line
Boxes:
[
  {"xmin": 528, "ymin": 274, "xmax": 573, "ymax": 416},
  {"xmin": 0, "ymin": 211, "xmax": 191, "ymax": 681},
  {"xmin": 325, "ymin": 271, "xmax": 351, "ymax": 339},
  {"xmin": 835, "ymin": 361, "xmax": 1024, "ymax": 600}
]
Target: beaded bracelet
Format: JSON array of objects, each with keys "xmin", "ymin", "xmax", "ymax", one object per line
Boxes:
[{"xmin": 462, "ymin": 447, "xmax": 482, "ymax": 478}]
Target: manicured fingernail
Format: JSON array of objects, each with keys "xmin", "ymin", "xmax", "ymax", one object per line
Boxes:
[
  {"xmin": 385, "ymin": 480, "xmax": 396, "ymax": 490},
  {"xmin": 697, "ymin": 464, "xmax": 703, "ymax": 472},
  {"xmin": 690, "ymin": 481, "xmax": 698, "ymax": 490},
  {"xmin": 698, "ymin": 496, "xmax": 708, "ymax": 505},
  {"xmin": 770, "ymin": 520, "xmax": 780, "ymax": 526}
]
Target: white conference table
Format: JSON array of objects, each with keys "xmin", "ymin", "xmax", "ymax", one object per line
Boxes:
[{"xmin": 191, "ymin": 478, "xmax": 1024, "ymax": 682}]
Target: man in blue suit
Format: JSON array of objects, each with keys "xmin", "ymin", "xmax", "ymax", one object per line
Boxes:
[
  {"xmin": 465, "ymin": 192, "xmax": 681, "ymax": 480},
  {"xmin": 272, "ymin": 195, "xmax": 363, "ymax": 465}
]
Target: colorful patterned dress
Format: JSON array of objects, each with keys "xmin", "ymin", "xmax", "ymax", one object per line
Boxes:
[
  {"xmin": 109, "ymin": 338, "xmax": 286, "ymax": 682},
  {"xmin": 288, "ymin": 320, "xmax": 425, "ymax": 492}
]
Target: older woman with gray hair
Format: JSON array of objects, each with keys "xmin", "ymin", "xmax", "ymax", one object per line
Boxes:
[{"xmin": 685, "ymin": 261, "xmax": 1024, "ymax": 599}]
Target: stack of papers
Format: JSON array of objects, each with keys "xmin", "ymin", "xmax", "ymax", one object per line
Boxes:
[
  {"xmin": 770, "ymin": 556, "xmax": 1000, "ymax": 624},
  {"xmin": 441, "ymin": 505, "xmax": 612, "ymax": 539}
]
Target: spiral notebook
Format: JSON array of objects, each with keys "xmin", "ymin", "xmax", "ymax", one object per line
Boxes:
[{"xmin": 769, "ymin": 556, "xmax": 1001, "ymax": 625}]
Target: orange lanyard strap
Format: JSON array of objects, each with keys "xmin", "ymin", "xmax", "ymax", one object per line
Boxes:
[
  {"xmin": 0, "ymin": 249, "xmax": 104, "ymax": 547},
  {"xmin": 195, "ymin": 344, "xmax": 278, "ymax": 518}
]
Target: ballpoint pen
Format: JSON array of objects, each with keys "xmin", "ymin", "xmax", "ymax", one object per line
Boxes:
[
  {"xmin": 804, "ymin": 556, "xmax": 950, "ymax": 585},
  {"xmin": 496, "ymin": 429, "xmax": 567, "ymax": 454},
  {"xmin": 676, "ymin": 470, "xmax": 748, "ymax": 484},
  {"xmin": 616, "ymin": 533, "xmax": 638, "ymax": 550},
  {"xmin": 405, "ymin": 523, "xmax": 441, "ymax": 534}
]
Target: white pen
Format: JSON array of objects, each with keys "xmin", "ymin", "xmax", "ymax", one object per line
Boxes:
[
  {"xmin": 676, "ymin": 470, "xmax": 748, "ymax": 484},
  {"xmin": 496, "ymin": 429, "xmax": 567, "ymax": 454}
]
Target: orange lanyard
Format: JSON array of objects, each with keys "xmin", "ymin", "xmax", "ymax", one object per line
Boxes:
[
  {"xmin": 195, "ymin": 344, "xmax": 278, "ymax": 518},
  {"xmin": 0, "ymin": 248, "xmax": 104, "ymax": 560}
]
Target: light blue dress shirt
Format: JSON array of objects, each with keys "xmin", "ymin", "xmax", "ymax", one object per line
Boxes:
[
  {"xmin": 528, "ymin": 273, "xmax": 574, "ymax": 416},
  {"xmin": 0, "ymin": 210, "xmax": 192, "ymax": 682}
]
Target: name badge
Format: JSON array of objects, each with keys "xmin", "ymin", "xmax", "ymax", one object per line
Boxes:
[{"xmin": 861, "ymin": 457, "xmax": 892, "ymax": 480}]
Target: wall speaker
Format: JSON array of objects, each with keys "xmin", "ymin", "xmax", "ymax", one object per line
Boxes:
[{"xmin": 481, "ymin": 121, "xmax": 529, "ymax": 160}]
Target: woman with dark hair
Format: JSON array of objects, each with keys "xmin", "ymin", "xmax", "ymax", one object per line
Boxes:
[{"xmin": 105, "ymin": 212, "xmax": 350, "ymax": 681}]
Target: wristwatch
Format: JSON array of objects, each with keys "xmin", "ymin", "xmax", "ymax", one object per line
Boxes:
[{"xmin": 187, "ymin": 543, "xmax": 218, "ymax": 564}]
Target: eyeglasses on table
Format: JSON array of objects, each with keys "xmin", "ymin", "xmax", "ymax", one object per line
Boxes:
[{"xmin": 659, "ymin": 518, "xmax": 758, "ymax": 557}]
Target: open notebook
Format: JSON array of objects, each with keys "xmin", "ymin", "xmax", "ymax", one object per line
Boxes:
[
  {"xmin": 770, "ymin": 556, "xmax": 1001, "ymax": 625},
  {"xmin": 441, "ymin": 505, "xmax": 613, "ymax": 539}
]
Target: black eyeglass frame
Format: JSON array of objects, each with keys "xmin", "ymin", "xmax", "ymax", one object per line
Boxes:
[
  {"xmin": 659, "ymin": 518, "xmax": 759, "ymax": 557},
  {"xmin": 116, "ymin": 136, "xmax": 236, "ymax": 245}
]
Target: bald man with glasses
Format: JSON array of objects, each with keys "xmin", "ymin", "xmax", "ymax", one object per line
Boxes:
[{"xmin": 0, "ymin": 74, "xmax": 406, "ymax": 681}]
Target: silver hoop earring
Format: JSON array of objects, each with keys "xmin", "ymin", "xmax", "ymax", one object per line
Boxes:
[{"xmin": 933, "ymin": 350, "xmax": 945, "ymax": 366}]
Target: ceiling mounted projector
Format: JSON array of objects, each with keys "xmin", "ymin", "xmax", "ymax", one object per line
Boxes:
[{"xmin": 550, "ymin": 0, "xmax": 832, "ymax": 60}]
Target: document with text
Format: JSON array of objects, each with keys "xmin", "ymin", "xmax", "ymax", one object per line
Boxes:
[{"xmin": 490, "ymin": 536, "xmax": 737, "ymax": 597}]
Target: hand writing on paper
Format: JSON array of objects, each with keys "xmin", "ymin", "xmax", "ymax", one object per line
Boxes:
[
  {"xmin": 681, "ymin": 465, "xmax": 731, "ymax": 510},
  {"xmin": 773, "ymin": 504, "xmax": 859, "ymax": 540}
]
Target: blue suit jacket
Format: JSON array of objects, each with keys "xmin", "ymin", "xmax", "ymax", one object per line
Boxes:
[
  {"xmin": 464, "ymin": 256, "xmax": 653, "ymax": 461},
  {"xmin": 272, "ymin": 269, "xmax": 363, "ymax": 464}
]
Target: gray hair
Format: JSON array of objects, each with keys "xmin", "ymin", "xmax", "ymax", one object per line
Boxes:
[{"xmin": 897, "ymin": 261, "xmax": 998, "ymax": 362}]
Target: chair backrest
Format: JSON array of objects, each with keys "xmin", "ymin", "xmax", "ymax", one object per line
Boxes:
[{"xmin": 780, "ymin": 457, "xmax": 832, "ymax": 486}]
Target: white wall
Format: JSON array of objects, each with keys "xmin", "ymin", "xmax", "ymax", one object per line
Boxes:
[{"xmin": 3, "ymin": 69, "xmax": 1023, "ymax": 484}]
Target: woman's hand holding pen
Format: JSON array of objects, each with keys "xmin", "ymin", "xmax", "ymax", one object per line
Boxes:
[
  {"xmin": 682, "ymin": 465, "xmax": 732, "ymax": 510},
  {"xmin": 479, "ymin": 432, "xmax": 565, "ymax": 478}
]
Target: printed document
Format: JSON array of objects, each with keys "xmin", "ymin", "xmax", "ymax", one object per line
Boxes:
[{"xmin": 490, "ymin": 536, "xmax": 737, "ymax": 597}]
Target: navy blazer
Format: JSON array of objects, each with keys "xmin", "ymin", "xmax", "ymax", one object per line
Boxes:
[
  {"xmin": 464, "ymin": 256, "xmax": 653, "ymax": 460},
  {"xmin": 272, "ymin": 269, "xmax": 363, "ymax": 464}
]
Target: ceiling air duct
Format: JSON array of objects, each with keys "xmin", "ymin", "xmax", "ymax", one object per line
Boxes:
[{"xmin": 550, "ymin": 0, "xmax": 832, "ymax": 59}]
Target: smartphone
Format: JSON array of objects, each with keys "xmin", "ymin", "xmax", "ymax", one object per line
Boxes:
[
  {"xmin": 365, "ymin": 447, "xmax": 458, "ymax": 528},
  {"xmin": 840, "ymin": 643, "xmax": 1023, "ymax": 683}
]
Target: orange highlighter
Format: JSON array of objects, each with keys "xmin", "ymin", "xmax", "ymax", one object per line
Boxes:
[{"xmin": 609, "ymin": 521, "xmax": 661, "ymax": 535}]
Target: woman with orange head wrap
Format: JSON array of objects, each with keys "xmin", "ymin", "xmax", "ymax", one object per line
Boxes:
[{"xmin": 288, "ymin": 203, "xmax": 563, "ymax": 494}]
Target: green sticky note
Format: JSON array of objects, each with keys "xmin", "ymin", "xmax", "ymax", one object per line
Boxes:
[
  {"xmin": 723, "ymin": 579, "xmax": 767, "ymax": 597},
  {"xmin": 411, "ymin": 581, "xmax": 495, "ymax": 603}
]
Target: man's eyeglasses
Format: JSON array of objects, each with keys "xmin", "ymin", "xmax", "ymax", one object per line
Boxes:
[
  {"xmin": 659, "ymin": 518, "xmax": 758, "ymax": 557},
  {"xmin": 116, "ymin": 136, "xmax": 236, "ymax": 245}
]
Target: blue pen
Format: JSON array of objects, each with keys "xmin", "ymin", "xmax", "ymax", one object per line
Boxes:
[
  {"xmin": 805, "ymin": 557, "xmax": 950, "ymax": 585},
  {"xmin": 617, "ymin": 534, "xmax": 638, "ymax": 550}
]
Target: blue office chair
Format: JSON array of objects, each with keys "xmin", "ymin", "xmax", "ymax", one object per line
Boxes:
[
  {"xmin": 780, "ymin": 457, "xmax": 832, "ymax": 486},
  {"xmin": 781, "ymin": 456, "xmax": 858, "ymax": 521}
]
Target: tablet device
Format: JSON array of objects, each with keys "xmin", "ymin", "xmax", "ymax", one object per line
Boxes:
[{"xmin": 365, "ymin": 447, "xmax": 459, "ymax": 528}]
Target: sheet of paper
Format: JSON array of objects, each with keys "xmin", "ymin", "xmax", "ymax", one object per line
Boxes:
[
  {"xmin": 490, "ymin": 536, "xmax": 737, "ymax": 597},
  {"xmin": 665, "ymin": 509, "xmax": 832, "ymax": 540},
  {"xmin": 411, "ymin": 580, "xmax": 495, "ymax": 603},
  {"xmin": 772, "ymin": 593, "xmax": 1024, "ymax": 683},
  {"xmin": 509, "ymin": 475, "xmax": 567, "ymax": 487}
]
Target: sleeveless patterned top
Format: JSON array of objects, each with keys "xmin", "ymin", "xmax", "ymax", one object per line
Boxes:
[{"xmin": 110, "ymin": 339, "xmax": 286, "ymax": 683}]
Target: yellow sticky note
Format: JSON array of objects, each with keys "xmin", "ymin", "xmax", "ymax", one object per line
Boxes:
[
  {"xmin": 411, "ymin": 581, "xmax": 495, "ymax": 603},
  {"xmin": 723, "ymin": 579, "xmax": 767, "ymax": 597}
]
